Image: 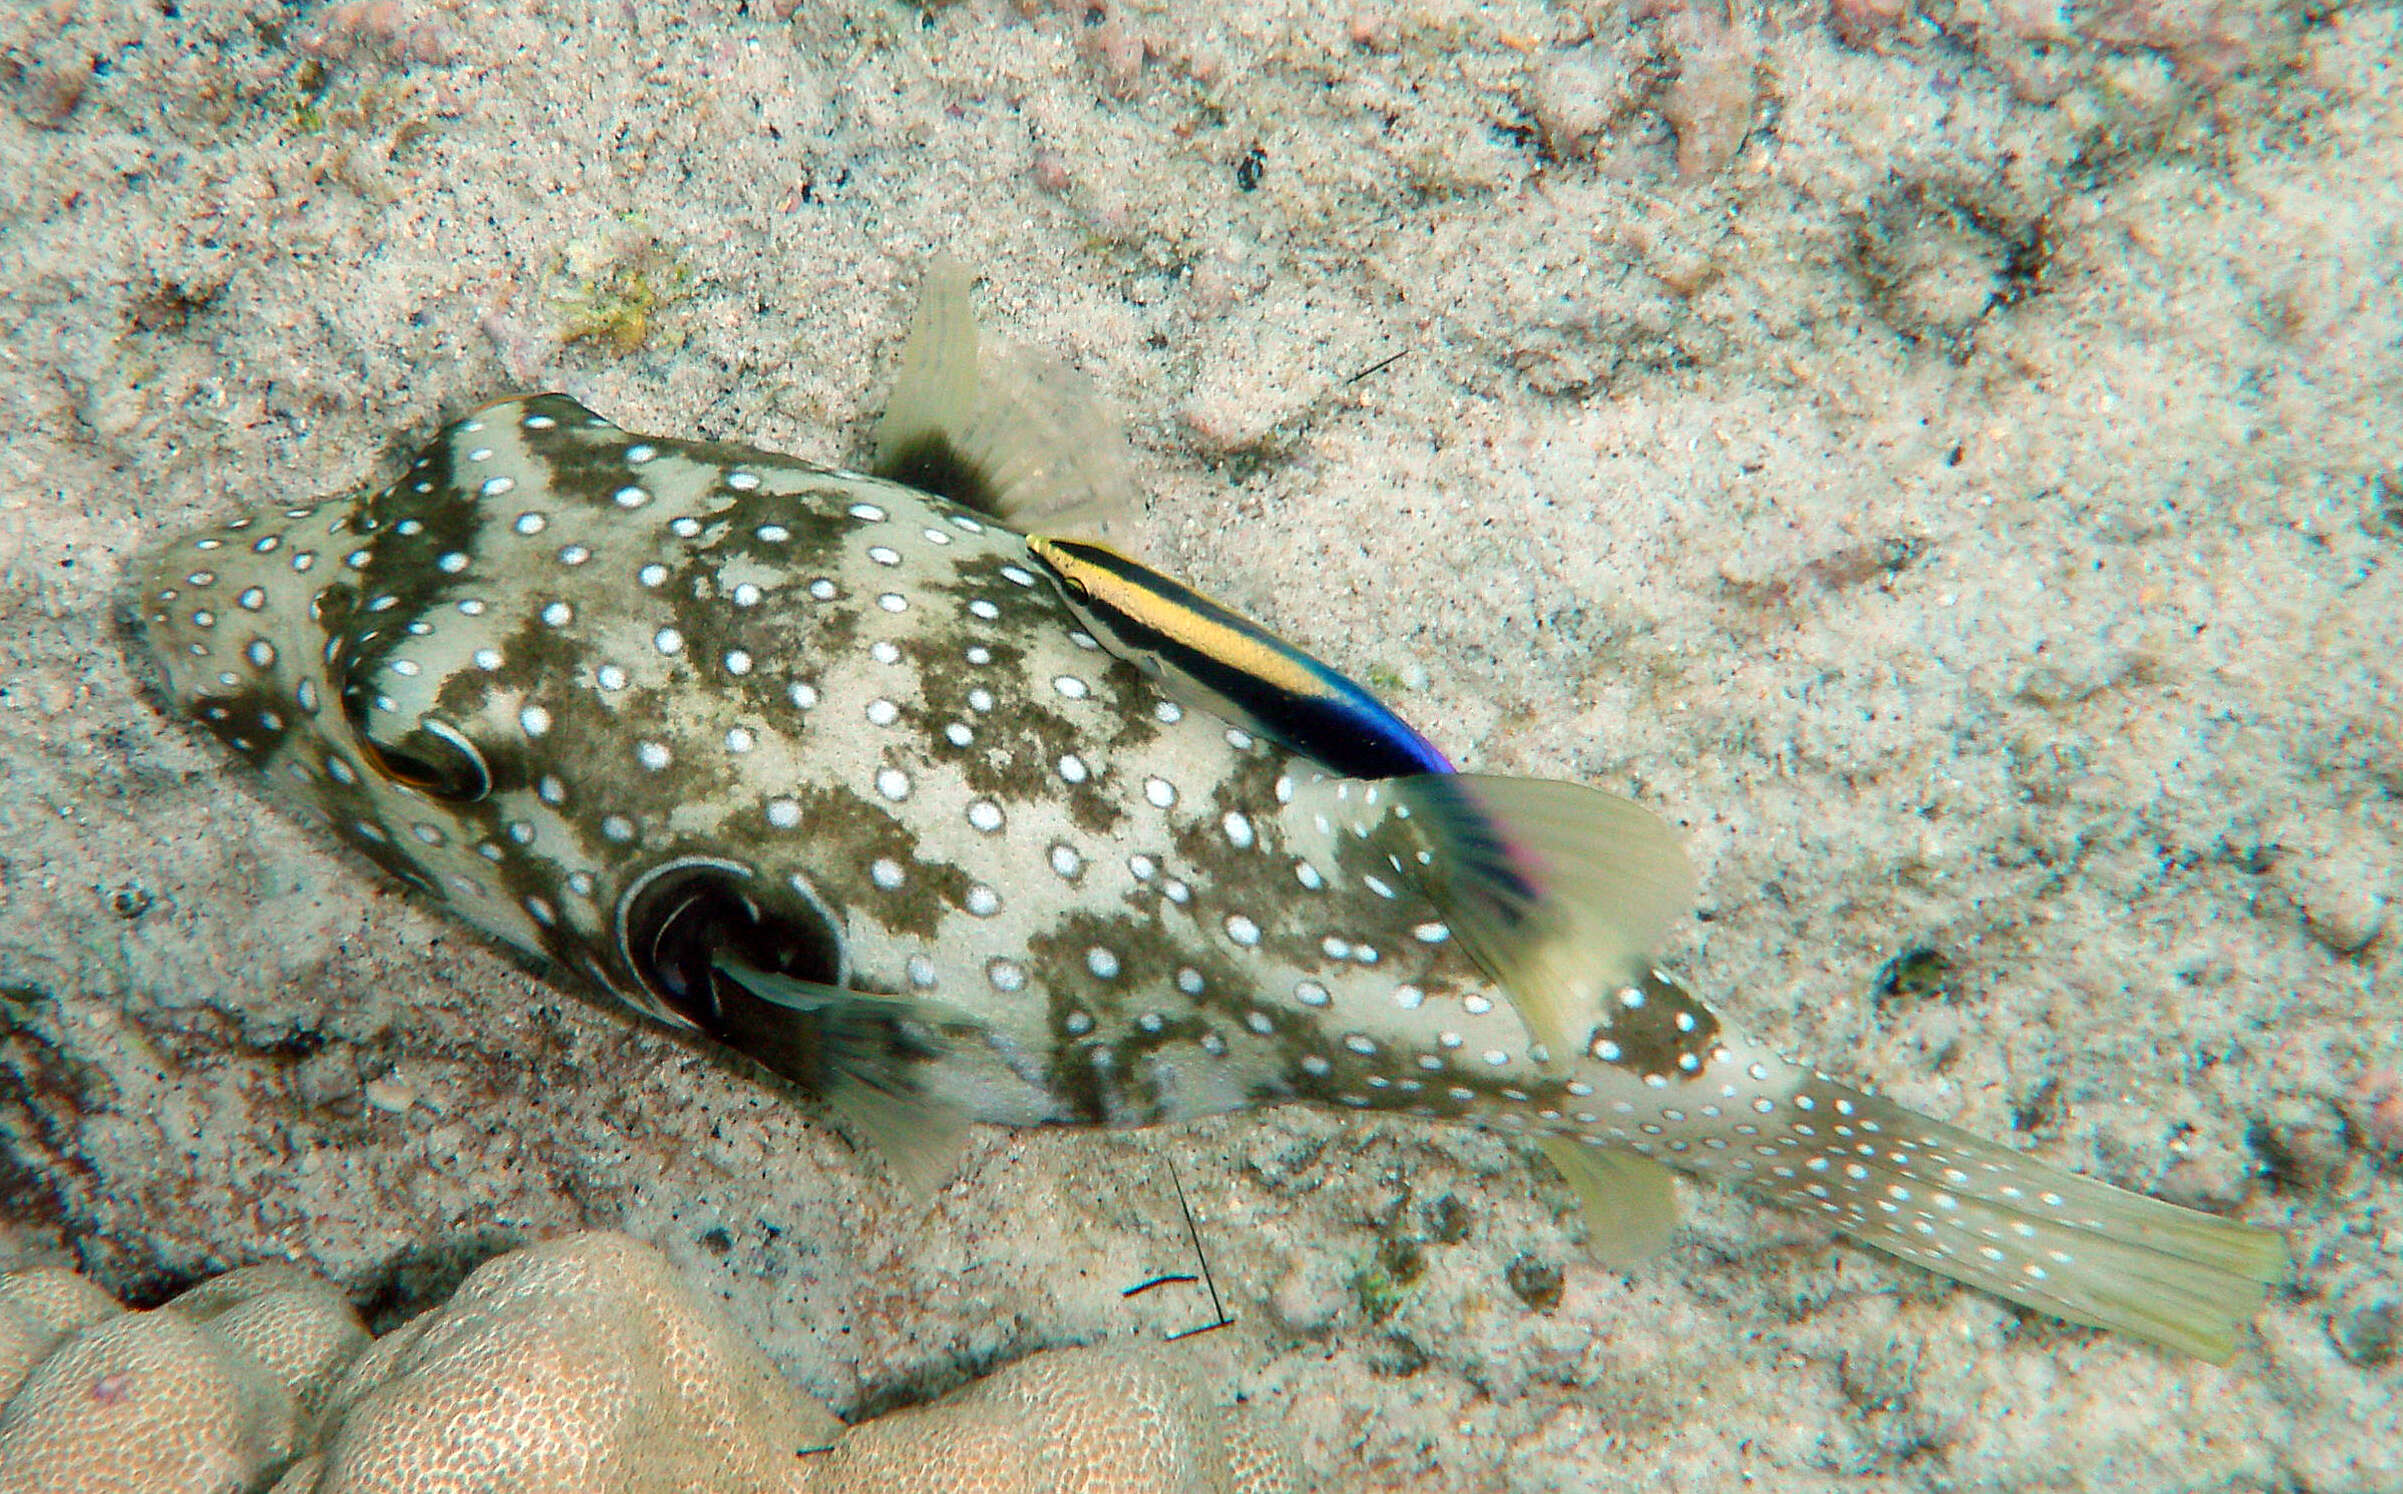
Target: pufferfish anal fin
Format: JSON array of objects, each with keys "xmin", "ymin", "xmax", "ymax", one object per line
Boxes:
[
  {"xmin": 1285, "ymin": 774, "xmax": 1696, "ymax": 1066},
  {"xmin": 873, "ymin": 256, "xmax": 1133, "ymax": 543},
  {"xmin": 1024, "ymin": 536, "xmax": 1455, "ymax": 781},
  {"xmin": 710, "ymin": 960, "xmax": 973, "ymax": 1199},
  {"xmin": 1536, "ymin": 1139, "xmax": 1683, "ymax": 1265}
]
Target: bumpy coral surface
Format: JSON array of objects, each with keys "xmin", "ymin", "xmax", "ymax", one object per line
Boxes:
[
  {"xmin": 273, "ymin": 1232, "xmax": 838, "ymax": 1494},
  {"xmin": 801, "ymin": 1342, "xmax": 1296, "ymax": 1494},
  {"xmin": 0, "ymin": 1234, "xmax": 1299, "ymax": 1494},
  {"xmin": 0, "ymin": 1260, "xmax": 366, "ymax": 1494}
]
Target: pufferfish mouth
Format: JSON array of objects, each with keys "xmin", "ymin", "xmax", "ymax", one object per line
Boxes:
[{"xmin": 613, "ymin": 858, "xmax": 848, "ymax": 1030}]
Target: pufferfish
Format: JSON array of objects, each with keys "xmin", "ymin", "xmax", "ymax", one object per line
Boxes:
[{"xmin": 130, "ymin": 260, "xmax": 2284, "ymax": 1362}]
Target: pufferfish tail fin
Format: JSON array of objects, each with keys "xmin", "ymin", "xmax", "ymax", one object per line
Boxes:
[
  {"xmin": 1725, "ymin": 1064, "xmax": 2289, "ymax": 1362},
  {"xmin": 1284, "ymin": 773, "xmax": 1695, "ymax": 1066},
  {"xmin": 874, "ymin": 255, "xmax": 1134, "ymax": 543}
]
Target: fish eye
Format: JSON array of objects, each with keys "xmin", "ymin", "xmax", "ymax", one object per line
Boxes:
[
  {"xmin": 343, "ymin": 696, "xmax": 492, "ymax": 804},
  {"xmin": 615, "ymin": 859, "xmax": 847, "ymax": 1034}
]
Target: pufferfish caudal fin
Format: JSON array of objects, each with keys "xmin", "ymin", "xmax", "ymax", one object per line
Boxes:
[
  {"xmin": 1024, "ymin": 536, "xmax": 1456, "ymax": 781},
  {"xmin": 872, "ymin": 255, "xmax": 1134, "ymax": 543},
  {"xmin": 1732, "ymin": 1073, "xmax": 2287, "ymax": 1363},
  {"xmin": 1291, "ymin": 773, "xmax": 2286, "ymax": 1359},
  {"xmin": 1286, "ymin": 772, "xmax": 1697, "ymax": 1068}
]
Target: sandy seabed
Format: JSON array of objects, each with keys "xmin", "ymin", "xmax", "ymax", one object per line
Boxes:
[{"xmin": 1, "ymin": 1, "xmax": 2396, "ymax": 1489}]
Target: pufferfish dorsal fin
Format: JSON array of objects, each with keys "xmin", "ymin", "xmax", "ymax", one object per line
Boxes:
[
  {"xmin": 1536, "ymin": 1139, "xmax": 1682, "ymax": 1265},
  {"xmin": 1284, "ymin": 774, "xmax": 1696, "ymax": 1067},
  {"xmin": 1024, "ymin": 536, "xmax": 1455, "ymax": 781},
  {"xmin": 873, "ymin": 256, "xmax": 1134, "ymax": 543},
  {"xmin": 710, "ymin": 961, "xmax": 974, "ymax": 1199}
]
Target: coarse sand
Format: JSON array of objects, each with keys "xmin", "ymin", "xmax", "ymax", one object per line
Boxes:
[{"xmin": 1, "ymin": 2, "xmax": 2396, "ymax": 1490}]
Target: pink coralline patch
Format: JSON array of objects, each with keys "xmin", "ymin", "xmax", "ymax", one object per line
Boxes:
[
  {"xmin": 293, "ymin": 1, "xmax": 463, "ymax": 67},
  {"xmin": 2351, "ymin": 1070, "xmax": 2403, "ymax": 1155},
  {"xmin": 1829, "ymin": 0, "xmax": 1910, "ymax": 51},
  {"xmin": 1064, "ymin": 1, "xmax": 1149, "ymax": 99},
  {"xmin": 1992, "ymin": 0, "xmax": 2072, "ymax": 44},
  {"xmin": 1030, "ymin": 148, "xmax": 1073, "ymax": 195},
  {"xmin": 1347, "ymin": 11, "xmax": 1400, "ymax": 53},
  {"xmin": 2080, "ymin": 0, "xmax": 2297, "ymax": 86},
  {"xmin": 1660, "ymin": 9, "xmax": 1759, "ymax": 178}
]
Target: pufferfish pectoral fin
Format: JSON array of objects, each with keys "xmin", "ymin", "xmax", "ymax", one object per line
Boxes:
[
  {"xmin": 1287, "ymin": 773, "xmax": 1696, "ymax": 1066},
  {"xmin": 1536, "ymin": 1139, "xmax": 1683, "ymax": 1265},
  {"xmin": 710, "ymin": 961, "xmax": 974, "ymax": 1199},
  {"xmin": 873, "ymin": 255, "xmax": 1134, "ymax": 543}
]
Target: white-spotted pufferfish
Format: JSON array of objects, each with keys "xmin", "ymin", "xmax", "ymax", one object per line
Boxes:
[{"xmin": 131, "ymin": 261, "xmax": 2284, "ymax": 1362}]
